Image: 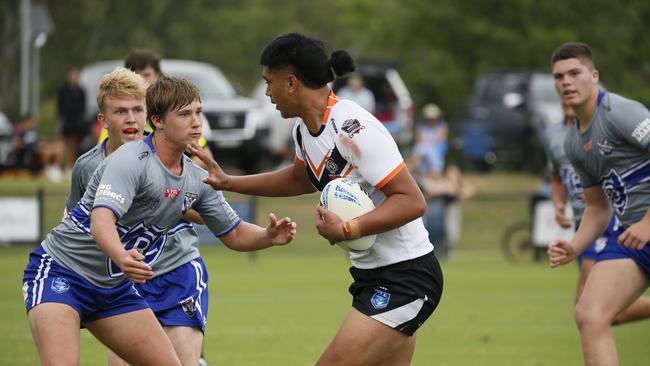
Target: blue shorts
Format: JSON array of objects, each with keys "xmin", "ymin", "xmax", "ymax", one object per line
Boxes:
[
  {"xmin": 597, "ymin": 224, "xmax": 650, "ymax": 280},
  {"xmin": 136, "ymin": 258, "xmax": 209, "ymax": 332},
  {"xmin": 577, "ymin": 216, "xmax": 616, "ymax": 265},
  {"xmin": 22, "ymin": 246, "xmax": 149, "ymax": 323}
]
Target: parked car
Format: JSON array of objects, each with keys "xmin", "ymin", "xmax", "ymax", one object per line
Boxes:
[
  {"xmin": 79, "ymin": 59, "xmax": 270, "ymax": 172},
  {"xmin": 453, "ymin": 70, "xmax": 562, "ymax": 171},
  {"xmin": 332, "ymin": 60, "xmax": 414, "ymax": 150}
]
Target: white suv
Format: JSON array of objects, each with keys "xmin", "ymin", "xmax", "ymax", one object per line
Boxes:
[{"xmin": 79, "ymin": 60, "xmax": 270, "ymax": 172}]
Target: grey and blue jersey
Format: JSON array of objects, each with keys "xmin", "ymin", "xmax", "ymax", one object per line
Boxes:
[
  {"xmin": 66, "ymin": 139, "xmax": 107, "ymax": 211},
  {"xmin": 43, "ymin": 135, "xmax": 239, "ymax": 287},
  {"xmin": 542, "ymin": 122, "xmax": 585, "ymax": 222},
  {"xmin": 564, "ymin": 91, "xmax": 650, "ymax": 227}
]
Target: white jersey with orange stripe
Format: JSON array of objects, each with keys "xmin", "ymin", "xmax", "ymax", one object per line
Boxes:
[{"xmin": 293, "ymin": 91, "xmax": 433, "ymax": 269}]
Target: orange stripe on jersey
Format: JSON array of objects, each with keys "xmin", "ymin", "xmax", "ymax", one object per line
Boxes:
[
  {"xmin": 342, "ymin": 164, "xmax": 354, "ymax": 177},
  {"xmin": 304, "ymin": 146, "xmax": 332, "ymax": 177},
  {"xmin": 322, "ymin": 90, "xmax": 340, "ymax": 124},
  {"xmin": 375, "ymin": 162, "xmax": 406, "ymax": 190}
]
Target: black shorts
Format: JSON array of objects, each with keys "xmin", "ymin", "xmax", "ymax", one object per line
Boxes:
[{"xmin": 348, "ymin": 250, "xmax": 443, "ymax": 336}]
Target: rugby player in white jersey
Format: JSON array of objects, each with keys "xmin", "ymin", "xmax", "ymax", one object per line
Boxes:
[{"xmin": 190, "ymin": 32, "xmax": 443, "ymax": 366}]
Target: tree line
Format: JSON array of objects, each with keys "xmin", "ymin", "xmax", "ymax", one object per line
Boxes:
[{"xmin": 1, "ymin": 0, "xmax": 649, "ymax": 127}]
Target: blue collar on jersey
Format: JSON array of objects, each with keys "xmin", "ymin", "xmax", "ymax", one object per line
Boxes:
[
  {"xmin": 597, "ymin": 89, "xmax": 605, "ymax": 106},
  {"xmin": 100, "ymin": 137, "xmax": 108, "ymax": 157},
  {"xmin": 144, "ymin": 133, "xmax": 156, "ymax": 154}
]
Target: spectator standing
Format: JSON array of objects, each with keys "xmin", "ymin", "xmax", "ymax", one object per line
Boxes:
[
  {"xmin": 337, "ymin": 73, "xmax": 376, "ymax": 113},
  {"xmin": 409, "ymin": 103, "xmax": 448, "ymax": 178},
  {"xmin": 57, "ymin": 67, "xmax": 86, "ymax": 174}
]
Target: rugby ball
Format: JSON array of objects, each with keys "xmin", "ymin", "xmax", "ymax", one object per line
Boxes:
[{"xmin": 320, "ymin": 178, "xmax": 376, "ymax": 251}]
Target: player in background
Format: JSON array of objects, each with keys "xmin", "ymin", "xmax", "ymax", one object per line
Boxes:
[
  {"xmin": 190, "ymin": 32, "xmax": 443, "ymax": 366},
  {"xmin": 22, "ymin": 75, "xmax": 296, "ymax": 365},
  {"xmin": 548, "ymin": 42, "xmax": 650, "ymax": 366},
  {"xmin": 97, "ymin": 49, "xmax": 213, "ymax": 168},
  {"xmin": 543, "ymin": 100, "xmax": 650, "ymax": 325}
]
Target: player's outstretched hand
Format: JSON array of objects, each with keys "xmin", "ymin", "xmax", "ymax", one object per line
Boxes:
[
  {"xmin": 187, "ymin": 141, "xmax": 229, "ymax": 190},
  {"xmin": 618, "ymin": 219, "xmax": 650, "ymax": 250},
  {"xmin": 314, "ymin": 205, "xmax": 344, "ymax": 245},
  {"xmin": 266, "ymin": 213, "xmax": 297, "ymax": 246},
  {"xmin": 547, "ymin": 239, "xmax": 576, "ymax": 268},
  {"xmin": 117, "ymin": 249, "xmax": 154, "ymax": 284}
]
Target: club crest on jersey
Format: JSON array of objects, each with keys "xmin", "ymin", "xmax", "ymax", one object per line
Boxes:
[
  {"xmin": 596, "ymin": 139, "xmax": 613, "ymax": 155},
  {"xmin": 325, "ymin": 158, "xmax": 338, "ymax": 174},
  {"xmin": 180, "ymin": 297, "xmax": 197, "ymax": 316},
  {"xmin": 370, "ymin": 289, "xmax": 391, "ymax": 309},
  {"xmin": 164, "ymin": 188, "xmax": 182, "ymax": 198},
  {"xmin": 341, "ymin": 119, "xmax": 364, "ymax": 138},
  {"xmin": 183, "ymin": 192, "xmax": 198, "ymax": 212},
  {"xmin": 601, "ymin": 169, "xmax": 627, "ymax": 215},
  {"xmin": 51, "ymin": 277, "xmax": 70, "ymax": 294},
  {"xmin": 583, "ymin": 139, "xmax": 593, "ymax": 152}
]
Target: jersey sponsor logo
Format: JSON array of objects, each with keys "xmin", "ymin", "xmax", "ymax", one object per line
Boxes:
[
  {"xmin": 583, "ymin": 139, "xmax": 593, "ymax": 152},
  {"xmin": 596, "ymin": 139, "xmax": 613, "ymax": 155},
  {"xmin": 180, "ymin": 296, "xmax": 197, "ymax": 316},
  {"xmin": 183, "ymin": 192, "xmax": 199, "ymax": 213},
  {"xmin": 370, "ymin": 289, "xmax": 391, "ymax": 309},
  {"xmin": 51, "ymin": 277, "xmax": 70, "ymax": 294},
  {"xmin": 164, "ymin": 188, "xmax": 182, "ymax": 198},
  {"xmin": 631, "ymin": 117, "xmax": 650, "ymax": 143},
  {"xmin": 341, "ymin": 119, "xmax": 364, "ymax": 138},
  {"xmin": 96, "ymin": 184, "xmax": 125, "ymax": 204},
  {"xmin": 601, "ymin": 169, "xmax": 627, "ymax": 215}
]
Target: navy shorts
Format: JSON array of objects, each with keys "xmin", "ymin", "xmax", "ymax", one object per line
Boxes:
[
  {"xmin": 598, "ymin": 224, "xmax": 650, "ymax": 280},
  {"xmin": 22, "ymin": 246, "xmax": 149, "ymax": 323},
  {"xmin": 577, "ymin": 216, "xmax": 616, "ymax": 265},
  {"xmin": 136, "ymin": 258, "xmax": 209, "ymax": 332},
  {"xmin": 349, "ymin": 251, "xmax": 443, "ymax": 336}
]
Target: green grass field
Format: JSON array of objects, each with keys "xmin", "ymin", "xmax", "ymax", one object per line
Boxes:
[{"xmin": 1, "ymin": 173, "xmax": 648, "ymax": 365}]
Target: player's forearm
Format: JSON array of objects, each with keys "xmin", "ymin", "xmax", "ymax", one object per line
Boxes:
[
  {"xmin": 225, "ymin": 165, "xmax": 315, "ymax": 197},
  {"xmin": 358, "ymin": 190, "xmax": 426, "ymax": 237},
  {"xmin": 220, "ymin": 221, "xmax": 273, "ymax": 251},
  {"xmin": 550, "ymin": 176, "xmax": 566, "ymax": 210},
  {"xmin": 90, "ymin": 209, "xmax": 126, "ymax": 262},
  {"xmin": 570, "ymin": 204, "xmax": 611, "ymax": 254}
]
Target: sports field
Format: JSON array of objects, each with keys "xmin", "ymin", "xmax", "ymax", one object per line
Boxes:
[{"xmin": 1, "ymin": 173, "xmax": 647, "ymax": 365}]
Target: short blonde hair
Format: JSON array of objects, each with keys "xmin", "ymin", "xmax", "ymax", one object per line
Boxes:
[{"xmin": 96, "ymin": 67, "xmax": 147, "ymax": 113}]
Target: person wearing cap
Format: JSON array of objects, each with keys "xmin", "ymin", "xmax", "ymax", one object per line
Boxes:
[{"xmin": 409, "ymin": 103, "xmax": 448, "ymax": 178}]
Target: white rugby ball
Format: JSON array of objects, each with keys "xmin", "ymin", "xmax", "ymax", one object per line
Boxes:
[{"xmin": 320, "ymin": 178, "xmax": 376, "ymax": 251}]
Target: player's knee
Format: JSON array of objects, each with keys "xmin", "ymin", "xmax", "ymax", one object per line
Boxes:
[{"xmin": 574, "ymin": 302, "xmax": 608, "ymax": 331}]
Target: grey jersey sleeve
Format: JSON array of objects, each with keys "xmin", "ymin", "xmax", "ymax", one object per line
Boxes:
[
  {"xmin": 92, "ymin": 151, "xmax": 142, "ymax": 219},
  {"xmin": 66, "ymin": 161, "xmax": 88, "ymax": 210},
  {"xmin": 609, "ymin": 97, "xmax": 650, "ymax": 149},
  {"xmin": 193, "ymin": 184, "xmax": 241, "ymax": 237}
]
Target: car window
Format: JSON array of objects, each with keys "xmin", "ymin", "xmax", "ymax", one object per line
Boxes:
[
  {"xmin": 529, "ymin": 74, "xmax": 560, "ymax": 104},
  {"xmin": 166, "ymin": 68, "xmax": 236, "ymax": 100},
  {"xmin": 478, "ymin": 74, "xmax": 523, "ymax": 104}
]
